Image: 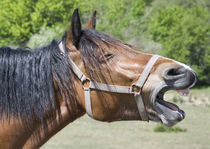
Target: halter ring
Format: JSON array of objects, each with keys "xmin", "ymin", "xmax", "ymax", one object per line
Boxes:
[
  {"xmin": 82, "ymin": 78, "xmax": 91, "ymax": 90},
  {"xmin": 131, "ymin": 84, "xmax": 141, "ymax": 95}
]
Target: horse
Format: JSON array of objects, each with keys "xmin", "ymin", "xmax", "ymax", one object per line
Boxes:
[{"xmin": 0, "ymin": 9, "xmax": 196, "ymax": 149}]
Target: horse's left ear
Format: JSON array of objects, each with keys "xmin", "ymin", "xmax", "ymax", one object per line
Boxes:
[
  {"xmin": 86, "ymin": 11, "xmax": 96, "ymax": 29},
  {"xmin": 66, "ymin": 8, "xmax": 82, "ymax": 51}
]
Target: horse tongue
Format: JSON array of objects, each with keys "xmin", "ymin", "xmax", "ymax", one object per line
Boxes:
[
  {"xmin": 176, "ymin": 88, "xmax": 190, "ymax": 96},
  {"xmin": 157, "ymin": 99, "xmax": 179, "ymax": 111}
]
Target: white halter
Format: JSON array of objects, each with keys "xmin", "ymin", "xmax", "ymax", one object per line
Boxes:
[{"xmin": 59, "ymin": 42, "xmax": 160, "ymax": 121}]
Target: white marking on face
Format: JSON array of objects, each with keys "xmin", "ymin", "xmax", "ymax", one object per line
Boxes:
[
  {"xmin": 175, "ymin": 61, "xmax": 193, "ymax": 71},
  {"xmin": 163, "ymin": 57, "xmax": 193, "ymax": 71}
]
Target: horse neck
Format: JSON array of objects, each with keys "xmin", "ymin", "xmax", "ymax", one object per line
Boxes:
[{"xmin": 22, "ymin": 78, "xmax": 85, "ymax": 149}]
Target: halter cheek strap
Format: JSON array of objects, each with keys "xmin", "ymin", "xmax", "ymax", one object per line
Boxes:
[{"xmin": 59, "ymin": 42, "xmax": 160, "ymax": 121}]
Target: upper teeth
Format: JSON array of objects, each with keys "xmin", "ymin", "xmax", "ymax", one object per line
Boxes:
[{"xmin": 176, "ymin": 88, "xmax": 190, "ymax": 96}]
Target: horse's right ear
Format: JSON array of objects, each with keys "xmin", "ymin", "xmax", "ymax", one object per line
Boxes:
[{"xmin": 66, "ymin": 8, "xmax": 82, "ymax": 51}]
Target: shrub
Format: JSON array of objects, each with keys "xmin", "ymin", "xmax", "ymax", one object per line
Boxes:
[
  {"xmin": 0, "ymin": 0, "xmax": 34, "ymax": 45},
  {"xmin": 0, "ymin": 0, "xmax": 80, "ymax": 46},
  {"xmin": 149, "ymin": 6, "xmax": 210, "ymax": 86},
  {"xmin": 27, "ymin": 25, "xmax": 65, "ymax": 49},
  {"xmin": 95, "ymin": 0, "xmax": 146, "ymax": 41},
  {"xmin": 0, "ymin": 0, "xmax": 146, "ymax": 47}
]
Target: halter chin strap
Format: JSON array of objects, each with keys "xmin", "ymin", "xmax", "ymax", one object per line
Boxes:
[{"xmin": 59, "ymin": 42, "xmax": 160, "ymax": 121}]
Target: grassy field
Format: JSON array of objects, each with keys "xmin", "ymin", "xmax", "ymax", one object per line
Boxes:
[{"xmin": 42, "ymin": 89, "xmax": 210, "ymax": 149}]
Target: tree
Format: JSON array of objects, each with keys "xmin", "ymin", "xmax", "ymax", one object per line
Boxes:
[
  {"xmin": 0, "ymin": 0, "xmax": 78, "ymax": 46},
  {"xmin": 149, "ymin": 6, "xmax": 210, "ymax": 86}
]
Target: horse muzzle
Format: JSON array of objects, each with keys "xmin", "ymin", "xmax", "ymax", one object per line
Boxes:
[{"xmin": 150, "ymin": 66, "xmax": 197, "ymax": 127}]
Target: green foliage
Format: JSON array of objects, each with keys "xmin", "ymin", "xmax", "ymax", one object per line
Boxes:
[
  {"xmin": 30, "ymin": 0, "xmax": 75, "ymax": 32},
  {"xmin": 172, "ymin": 96, "xmax": 184, "ymax": 104},
  {"xmin": 131, "ymin": 0, "xmax": 145, "ymax": 19},
  {"xmin": 149, "ymin": 6, "xmax": 210, "ymax": 86},
  {"xmin": 0, "ymin": 0, "xmax": 34, "ymax": 45},
  {"xmin": 0, "ymin": 0, "xmax": 81, "ymax": 46},
  {"xmin": 154, "ymin": 124, "xmax": 187, "ymax": 133},
  {"xmin": 27, "ymin": 25, "xmax": 65, "ymax": 49},
  {"xmin": 91, "ymin": 0, "xmax": 146, "ymax": 41},
  {"xmin": 95, "ymin": 0, "xmax": 128, "ymax": 39},
  {"xmin": 0, "ymin": 0, "xmax": 146, "ymax": 46}
]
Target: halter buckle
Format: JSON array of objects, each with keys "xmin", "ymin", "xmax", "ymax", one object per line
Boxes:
[
  {"xmin": 82, "ymin": 78, "xmax": 91, "ymax": 90},
  {"xmin": 131, "ymin": 84, "xmax": 141, "ymax": 95}
]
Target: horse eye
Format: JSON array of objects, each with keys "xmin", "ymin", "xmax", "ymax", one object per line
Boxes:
[{"xmin": 104, "ymin": 53, "xmax": 114, "ymax": 60}]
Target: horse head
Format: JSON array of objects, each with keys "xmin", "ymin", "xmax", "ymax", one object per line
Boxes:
[{"xmin": 64, "ymin": 9, "xmax": 197, "ymax": 127}]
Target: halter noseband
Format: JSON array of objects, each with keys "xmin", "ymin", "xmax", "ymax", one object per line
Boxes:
[{"xmin": 59, "ymin": 42, "xmax": 160, "ymax": 121}]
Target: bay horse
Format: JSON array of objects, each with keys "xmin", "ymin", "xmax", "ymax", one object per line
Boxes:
[{"xmin": 0, "ymin": 9, "xmax": 196, "ymax": 149}]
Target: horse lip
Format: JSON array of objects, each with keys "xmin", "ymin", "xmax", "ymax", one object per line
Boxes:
[
  {"xmin": 152, "ymin": 84, "xmax": 189, "ymax": 106},
  {"xmin": 152, "ymin": 71, "xmax": 197, "ymax": 104},
  {"xmin": 150, "ymin": 83, "xmax": 190, "ymax": 126},
  {"xmin": 149, "ymin": 67, "xmax": 196, "ymax": 125},
  {"xmin": 152, "ymin": 93, "xmax": 186, "ymax": 126}
]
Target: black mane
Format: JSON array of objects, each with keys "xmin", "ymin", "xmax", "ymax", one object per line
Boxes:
[
  {"xmin": 0, "ymin": 40, "xmax": 75, "ymax": 125},
  {"xmin": 0, "ymin": 28, "xmax": 130, "ymax": 126}
]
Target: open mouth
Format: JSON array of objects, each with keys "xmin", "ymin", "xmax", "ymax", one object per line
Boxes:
[
  {"xmin": 148, "ymin": 65, "xmax": 197, "ymax": 127},
  {"xmin": 150, "ymin": 86, "xmax": 190, "ymax": 127}
]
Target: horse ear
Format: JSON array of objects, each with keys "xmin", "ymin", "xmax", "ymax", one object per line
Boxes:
[
  {"xmin": 66, "ymin": 8, "xmax": 82, "ymax": 50},
  {"xmin": 86, "ymin": 11, "xmax": 96, "ymax": 29}
]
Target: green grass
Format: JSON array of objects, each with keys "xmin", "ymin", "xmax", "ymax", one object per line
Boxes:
[
  {"xmin": 191, "ymin": 87, "xmax": 210, "ymax": 97},
  {"xmin": 165, "ymin": 87, "xmax": 210, "ymax": 106},
  {"xmin": 154, "ymin": 124, "xmax": 187, "ymax": 133},
  {"xmin": 172, "ymin": 96, "xmax": 184, "ymax": 103},
  {"xmin": 41, "ymin": 105, "xmax": 210, "ymax": 149}
]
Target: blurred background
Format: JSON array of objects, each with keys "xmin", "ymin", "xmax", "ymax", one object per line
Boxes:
[{"xmin": 0, "ymin": 0, "xmax": 209, "ymax": 148}]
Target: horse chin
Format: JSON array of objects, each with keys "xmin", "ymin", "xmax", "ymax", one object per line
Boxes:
[{"xmin": 149, "ymin": 84, "xmax": 191, "ymax": 127}]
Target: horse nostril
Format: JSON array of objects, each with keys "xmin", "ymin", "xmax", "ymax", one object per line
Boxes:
[
  {"xmin": 167, "ymin": 66, "xmax": 186, "ymax": 76},
  {"xmin": 167, "ymin": 68, "xmax": 178, "ymax": 76},
  {"xmin": 164, "ymin": 66, "xmax": 186, "ymax": 81}
]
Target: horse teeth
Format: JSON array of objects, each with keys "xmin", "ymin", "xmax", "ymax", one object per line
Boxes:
[{"xmin": 176, "ymin": 88, "xmax": 190, "ymax": 96}]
